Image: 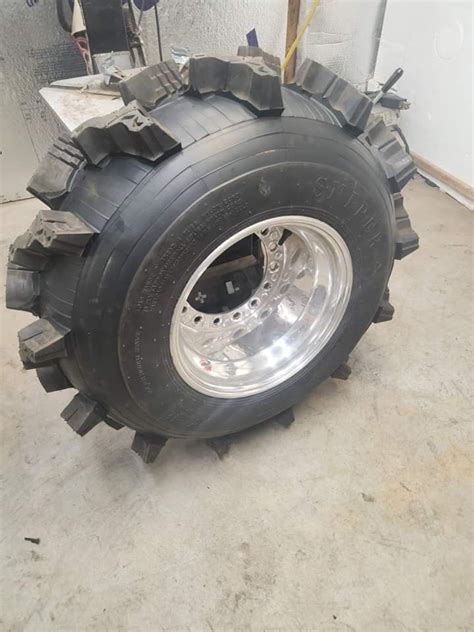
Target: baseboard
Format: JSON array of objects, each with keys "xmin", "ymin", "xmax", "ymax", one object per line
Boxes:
[{"xmin": 412, "ymin": 152, "xmax": 474, "ymax": 211}]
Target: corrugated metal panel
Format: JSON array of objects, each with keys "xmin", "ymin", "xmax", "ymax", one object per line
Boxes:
[
  {"xmin": 298, "ymin": 0, "xmax": 386, "ymax": 89},
  {"xmin": 0, "ymin": 0, "xmax": 85, "ymax": 202}
]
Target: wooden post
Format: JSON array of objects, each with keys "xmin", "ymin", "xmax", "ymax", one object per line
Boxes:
[{"xmin": 284, "ymin": 0, "xmax": 301, "ymax": 83}]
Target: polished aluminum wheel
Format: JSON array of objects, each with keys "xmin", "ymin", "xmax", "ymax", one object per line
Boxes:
[{"xmin": 170, "ymin": 216, "xmax": 353, "ymax": 398}]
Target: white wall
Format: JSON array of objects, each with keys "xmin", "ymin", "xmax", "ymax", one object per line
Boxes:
[{"xmin": 375, "ymin": 0, "xmax": 473, "ymax": 188}]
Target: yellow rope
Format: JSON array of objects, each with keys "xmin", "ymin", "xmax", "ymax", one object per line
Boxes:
[{"xmin": 282, "ymin": 0, "xmax": 321, "ymax": 71}]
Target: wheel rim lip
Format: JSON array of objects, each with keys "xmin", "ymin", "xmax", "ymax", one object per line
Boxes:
[{"xmin": 170, "ymin": 215, "xmax": 353, "ymax": 399}]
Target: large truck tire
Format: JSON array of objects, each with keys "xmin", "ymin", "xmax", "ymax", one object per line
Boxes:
[{"xmin": 6, "ymin": 54, "xmax": 418, "ymax": 454}]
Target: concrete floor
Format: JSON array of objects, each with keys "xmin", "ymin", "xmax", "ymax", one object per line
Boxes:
[{"xmin": 0, "ymin": 177, "xmax": 472, "ymax": 631}]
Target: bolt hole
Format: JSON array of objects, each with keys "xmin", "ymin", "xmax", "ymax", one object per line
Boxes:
[
  {"xmin": 269, "ymin": 262, "xmax": 279, "ymax": 272},
  {"xmin": 213, "ymin": 317, "xmax": 221, "ymax": 326},
  {"xmin": 232, "ymin": 312, "xmax": 241, "ymax": 320},
  {"xmin": 263, "ymin": 282, "xmax": 271, "ymax": 291},
  {"xmin": 250, "ymin": 298, "xmax": 259, "ymax": 307},
  {"xmin": 269, "ymin": 242, "xmax": 277, "ymax": 252},
  {"xmin": 260, "ymin": 228, "xmax": 269, "ymax": 236},
  {"xmin": 194, "ymin": 315, "xmax": 202, "ymax": 324}
]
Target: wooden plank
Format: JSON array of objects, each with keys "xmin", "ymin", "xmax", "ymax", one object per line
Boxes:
[
  {"xmin": 284, "ymin": 0, "xmax": 301, "ymax": 83},
  {"xmin": 412, "ymin": 152, "xmax": 474, "ymax": 205}
]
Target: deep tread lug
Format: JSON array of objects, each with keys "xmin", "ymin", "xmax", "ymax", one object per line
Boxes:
[
  {"xmin": 205, "ymin": 436, "xmax": 232, "ymax": 460},
  {"xmin": 365, "ymin": 119, "xmax": 417, "ymax": 191},
  {"xmin": 6, "ymin": 267, "xmax": 40, "ymax": 312},
  {"xmin": 7, "ymin": 211, "xmax": 95, "ymax": 280},
  {"xmin": 18, "ymin": 319, "xmax": 69, "ymax": 369},
  {"xmin": 188, "ymin": 55, "xmax": 228, "ymax": 92},
  {"xmin": 27, "ymin": 134, "xmax": 86, "ymax": 208},
  {"xmin": 9, "ymin": 233, "xmax": 48, "ymax": 270},
  {"xmin": 188, "ymin": 54, "xmax": 284, "ymax": 116},
  {"xmin": 61, "ymin": 393, "xmax": 104, "ymax": 436},
  {"xmin": 36, "ymin": 364, "xmax": 72, "ymax": 392},
  {"xmin": 119, "ymin": 59, "xmax": 186, "ymax": 109},
  {"xmin": 373, "ymin": 288, "xmax": 395, "ymax": 323},
  {"xmin": 332, "ymin": 360, "xmax": 352, "ymax": 380},
  {"xmin": 29, "ymin": 210, "xmax": 96, "ymax": 256},
  {"xmin": 236, "ymin": 46, "xmax": 281, "ymax": 74},
  {"xmin": 272, "ymin": 408, "xmax": 295, "ymax": 428},
  {"xmin": 206, "ymin": 409, "xmax": 295, "ymax": 456},
  {"xmin": 131, "ymin": 432, "xmax": 168, "ymax": 463},
  {"xmin": 393, "ymin": 193, "xmax": 419, "ymax": 259},
  {"xmin": 73, "ymin": 102, "xmax": 181, "ymax": 165},
  {"xmin": 105, "ymin": 419, "xmax": 124, "ymax": 430},
  {"xmin": 293, "ymin": 58, "xmax": 373, "ymax": 133}
]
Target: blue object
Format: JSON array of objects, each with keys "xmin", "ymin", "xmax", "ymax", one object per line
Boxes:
[{"xmin": 246, "ymin": 28, "xmax": 259, "ymax": 47}]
